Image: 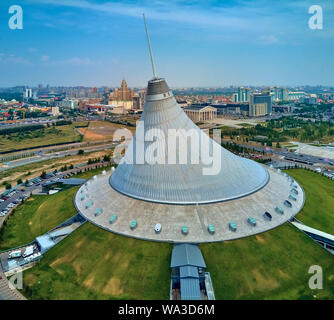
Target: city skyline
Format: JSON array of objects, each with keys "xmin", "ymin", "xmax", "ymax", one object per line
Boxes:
[{"xmin": 1, "ymin": 0, "xmax": 334, "ymax": 87}]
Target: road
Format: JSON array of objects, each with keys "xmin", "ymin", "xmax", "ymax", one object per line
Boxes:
[
  {"xmin": 221, "ymin": 139, "xmax": 334, "ymax": 166},
  {"xmin": 0, "ymin": 143, "xmax": 115, "ymax": 172}
]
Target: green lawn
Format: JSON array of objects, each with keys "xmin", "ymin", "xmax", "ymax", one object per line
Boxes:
[
  {"xmin": 0, "ymin": 187, "xmax": 79, "ymax": 251},
  {"xmin": 0, "ymin": 124, "xmax": 81, "ymax": 153},
  {"xmin": 74, "ymin": 166, "xmax": 113, "ymax": 180},
  {"xmin": 0, "ymin": 168, "xmax": 112, "ymax": 251},
  {"xmin": 237, "ymin": 123, "xmax": 254, "ymax": 127},
  {"xmin": 21, "ymin": 223, "xmax": 172, "ymax": 300},
  {"xmin": 285, "ymin": 169, "xmax": 334, "ymax": 234},
  {"xmin": 201, "ymin": 223, "xmax": 334, "ymax": 300}
]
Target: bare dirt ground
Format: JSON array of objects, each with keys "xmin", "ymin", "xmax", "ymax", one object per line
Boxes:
[{"xmin": 79, "ymin": 121, "xmax": 135, "ymax": 142}]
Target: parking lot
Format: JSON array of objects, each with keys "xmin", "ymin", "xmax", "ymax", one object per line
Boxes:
[{"xmin": 0, "ymin": 167, "xmax": 90, "ymax": 227}]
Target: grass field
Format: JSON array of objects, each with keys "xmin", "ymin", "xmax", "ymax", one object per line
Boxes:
[
  {"xmin": 0, "ymin": 124, "xmax": 81, "ymax": 153},
  {"xmin": 285, "ymin": 169, "xmax": 334, "ymax": 234},
  {"xmin": 0, "ymin": 187, "xmax": 79, "ymax": 251},
  {"xmin": 237, "ymin": 123, "xmax": 255, "ymax": 127},
  {"xmin": 21, "ymin": 223, "xmax": 172, "ymax": 300},
  {"xmin": 201, "ymin": 223, "xmax": 334, "ymax": 299}
]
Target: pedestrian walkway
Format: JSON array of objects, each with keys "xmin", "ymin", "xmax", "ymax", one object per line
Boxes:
[
  {"xmin": 291, "ymin": 220, "xmax": 334, "ymax": 254},
  {"xmin": 0, "ymin": 260, "xmax": 26, "ymax": 300}
]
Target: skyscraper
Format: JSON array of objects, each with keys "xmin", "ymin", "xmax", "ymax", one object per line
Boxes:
[
  {"xmin": 249, "ymin": 92, "xmax": 272, "ymax": 116},
  {"xmin": 108, "ymin": 79, "xmax": 134, "ymax": 110},
  {"xmin": 236, "ymin": 87, "xmax": 250, "ymax": 103}
]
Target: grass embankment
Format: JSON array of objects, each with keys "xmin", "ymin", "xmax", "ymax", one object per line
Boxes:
[
  {"xmin": 285, "ymin": 169, "xmax": 334, "ymax": 234},
  {"xmin": 201, "ymin": 223, "xmax": 334, "ymax": 300},
  {"xmin": 0, "ymin": 187, "xmax": 79, "ymax": 251},
  {"xmin": 21, "ymin": 223, "xmax": 172, "ymax": 300},
  {"xmin": 237, "ymin": 123, "xmax": 255, "ymax": 127},
  {"xmin": 0, "ymin": 166, "xmax": 113, "ymax": 250}
]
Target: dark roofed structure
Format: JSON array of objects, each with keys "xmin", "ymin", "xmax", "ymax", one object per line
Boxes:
[
  {"xmin": 180, "ymin": 278, "xmax": 201, "ymax": 300},
  {"xmin": 171, "ymin": 244, "xmax": 206, "ymax": 268},
  {"xmin": 59, "ymin": 178, "xmax": 86, "ymax": 185},
  {"xmin": 170, "ymin": 244, "xmax": 208, "ymax": 300}
]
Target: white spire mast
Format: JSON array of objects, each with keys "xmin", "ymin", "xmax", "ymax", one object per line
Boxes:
[{"xmin": 143, "ymin": 13, "xmax": 158, "ymax": 79}]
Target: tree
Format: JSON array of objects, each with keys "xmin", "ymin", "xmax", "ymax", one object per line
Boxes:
[
  {"xmin": 103, "ymin": 154, "xmax": 111, "ymax": 162},
  {"xmin": 40, "ymin": 171, "xmax": 47, "ymax": 179},
  {"xmin": 17, "ymin": 178, "xmax": 23, "ymax": 185},
  {"xmin": 69, "ymin": 164, "xmax": 74, "ymax": 169},
  {"xmin": 5, "ymin": 183, "xmax": 11, "ymax": 190},
  {"xmin": 78, "ymin": 149, "xmax": 84, "ymax": 155}
]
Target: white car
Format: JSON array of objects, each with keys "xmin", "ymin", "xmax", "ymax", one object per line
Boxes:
[{"xmin": 0, "ymin": 199, "xmax": 4, "ymax": 202}]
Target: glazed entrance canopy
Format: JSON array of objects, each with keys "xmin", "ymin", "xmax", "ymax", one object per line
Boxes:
[{"xmin": 110, "ymin": 78, "xmax": 269, "ymax": 205}]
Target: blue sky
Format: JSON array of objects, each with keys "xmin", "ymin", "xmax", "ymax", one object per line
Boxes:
[{"xmin": 0, "ymin": 0, "xmax": 333, "ymax": 87}]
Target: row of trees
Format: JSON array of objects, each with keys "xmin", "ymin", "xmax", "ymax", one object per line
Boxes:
[{"xmin": 0, "ymin": 124, "xmax": 44, "ymax": 136}]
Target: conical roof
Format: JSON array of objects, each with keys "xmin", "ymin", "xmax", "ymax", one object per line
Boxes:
[{"xmin": 110, "ymin": 78, "xmax": 269, "ymax": 204}]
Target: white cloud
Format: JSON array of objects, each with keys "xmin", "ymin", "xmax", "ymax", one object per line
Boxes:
[
  {"xmin": 40, "ymin": 55, "xmax": 50, "ymax": 62},
  {"xmin": 0, "ymin": 54, "xmax": 32, "ymax": 66},
  {"xmin": 258, "ymin": 35, "xmax": 279, "ymax": 44},
  {"xmin": 30, "ymin": 0, "xmax": 255, "ymax": 30},
  {"xmin": 61, "ymin": 57, "xmax": 96, "ymax": 66},
  {"xmin": 28, "ymin": 47, "xmax": 38, "ymax": 53},
  {"xmin": 40, "ymin": 56, "xmax": 98, "ymax": 66}
]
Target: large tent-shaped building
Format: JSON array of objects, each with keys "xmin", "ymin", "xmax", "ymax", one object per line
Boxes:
[
  {"xmin": 75, "ymin": 75, "xmax": 304, "ymax": 243},
  {"xmin": 74, "ymin": 17, "xmax": 304, "ymax": 243}
]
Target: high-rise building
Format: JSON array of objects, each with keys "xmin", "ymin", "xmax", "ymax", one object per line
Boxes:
[
  {"xmin": 24, "ymin": 88, "xmax": 32, "ymax": 100},
  {"xmin": 271, "ymin": 87, "xmax": 288, "ymax": 102},
  {"xmin": 236, "ymin": 87, "xmax": 250, "ymax": 103},
  {"xmin": 249, "ymin": 92, "xmax": 272, "ymax": 117},
  {"xmin": 287, "ymin": 91, "xmax": 305, "ymax": 101},
  {"xmin": 108, "ymin": 79, "xmax": 135, "ymax": 110}
]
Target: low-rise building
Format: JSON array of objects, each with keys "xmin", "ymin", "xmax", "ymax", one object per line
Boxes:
[{"xmin": 184, "ymin": 105, "xmax": 217, "ymax": 122}]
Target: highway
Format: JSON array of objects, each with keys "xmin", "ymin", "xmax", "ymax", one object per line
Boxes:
[
  {"xmin": 0, "ymin": 143, "xmax": 115, "ymax": 172},
  {"xmin": 221, "ymin": 139, "xmax": 334, "ymax": 166}
]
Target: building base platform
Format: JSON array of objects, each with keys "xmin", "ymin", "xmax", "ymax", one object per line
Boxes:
[{"xmin": 74, "ymin": 166, "xmax": 305, "ymax": 243}]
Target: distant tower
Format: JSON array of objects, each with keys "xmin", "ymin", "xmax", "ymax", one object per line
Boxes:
[{"xmin": 120, "ymin": 79, "xmax": 130, "ymax": 100}]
